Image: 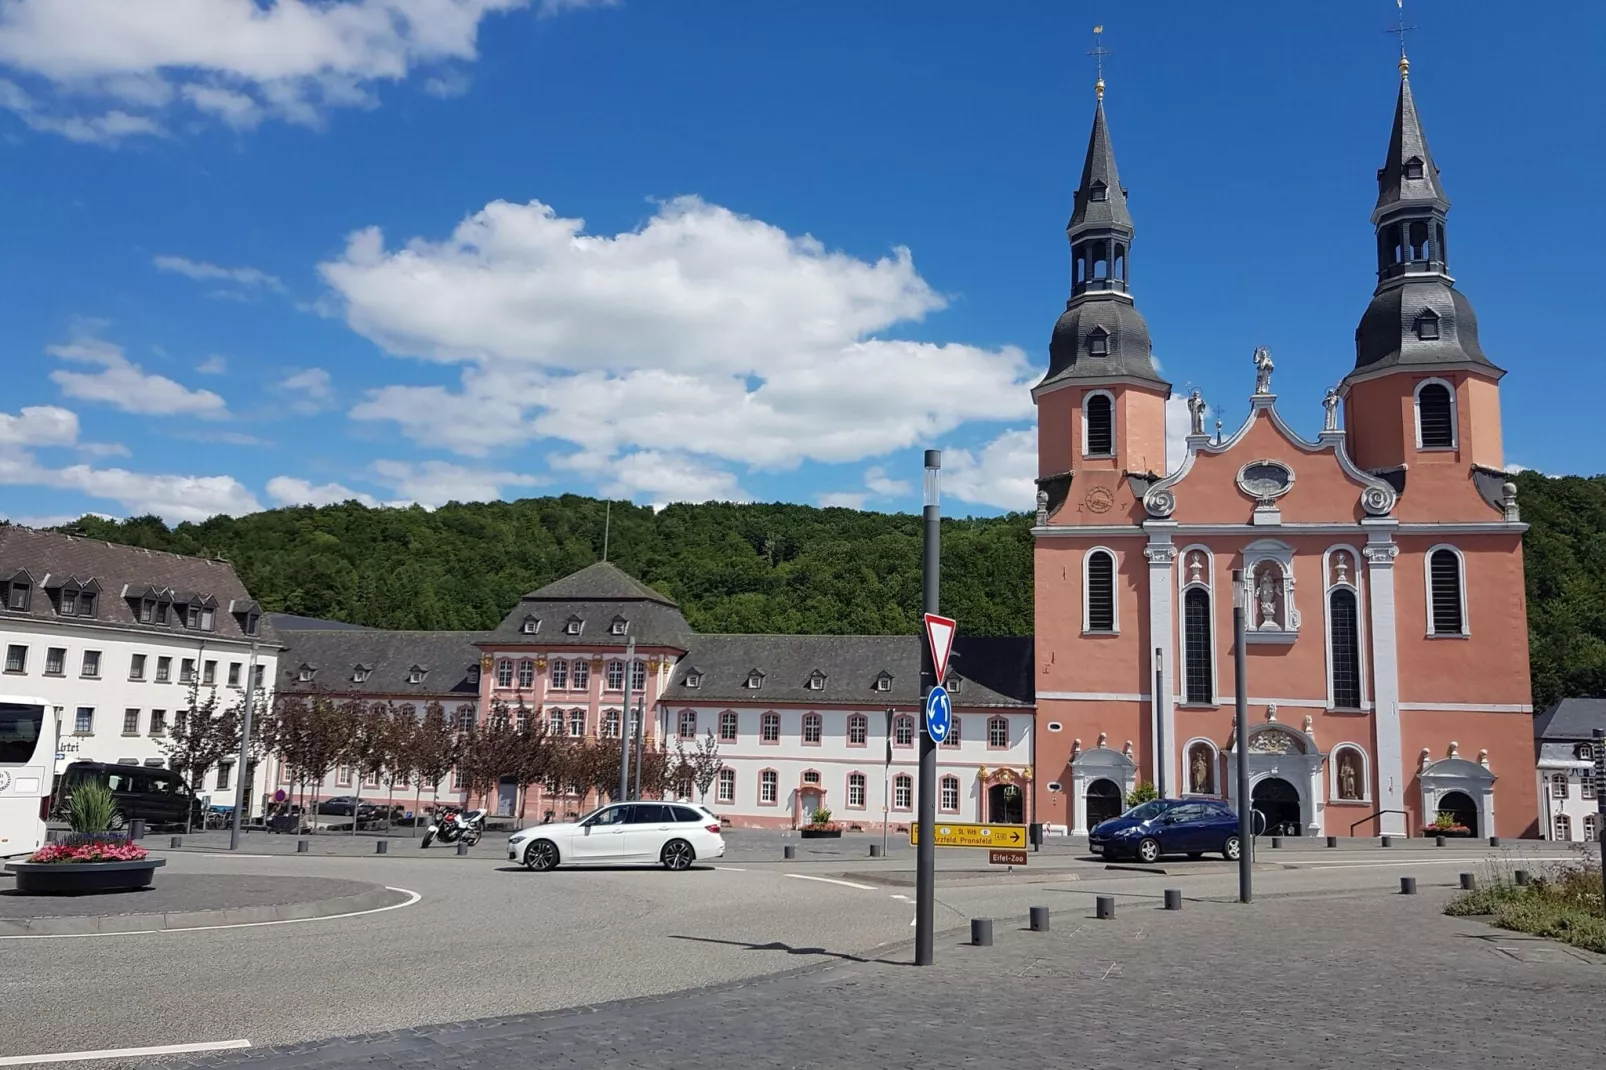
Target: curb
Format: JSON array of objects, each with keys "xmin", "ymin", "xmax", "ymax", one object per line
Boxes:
[{"xmin": 0, "ymin": 885, "xmax": 409, "ymax": 937}]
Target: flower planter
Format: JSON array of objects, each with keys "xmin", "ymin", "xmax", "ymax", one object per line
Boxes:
[
  {"xmin": 1421, "ymin": 827, "xmax": 1472, "ymax": 838},
  {"xmin": 4, "ymin": 858, "xmax": 166, "ymax": 895},
  {"xmin": 799, "ymin": 827, "xmax": 842, "ymax": 839}
]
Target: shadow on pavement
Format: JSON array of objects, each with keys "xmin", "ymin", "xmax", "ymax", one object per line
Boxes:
[{"xmin": 669, "ymin": 933, "xmax": 911, "ymax": 966}]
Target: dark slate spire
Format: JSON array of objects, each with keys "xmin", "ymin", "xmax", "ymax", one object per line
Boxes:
[
  {"xmin": 1351, "ymin": 58, "xmax": 1501, "ymax": 379},
  {"xmin": 1037, "ymin": 93, "xmax": 1166, "ymax": 393}
]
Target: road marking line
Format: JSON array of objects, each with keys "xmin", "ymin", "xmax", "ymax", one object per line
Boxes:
[
  {"xmin": 0, "ymin": 888, "xmax": 421, "ymax": 941},
  {"xmin": 165, "ymin": 852, "xmax": 273, "ymax": 859},
  {"xmin": 1286, "ymin": 860, "xmax": 1480, "ymax": 871},
  {"xmin": 0, "ymin": 1039, "xmax": 251, "ymax": 1065},
  {"xmin": 890, "ymin": 894, "xmax": 911, "ymax": 901},
  {"xmin": 783, "ymin": 874, "xmax": 878, "ymax": 891},
  {"xmin": 711, "ymin": 865, "xmax": 747, "ymax": 871}
]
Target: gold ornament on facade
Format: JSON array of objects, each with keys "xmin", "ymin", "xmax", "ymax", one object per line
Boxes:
[
  {"xmin": 976, "ymin": 766, "xmax": 989, "ymax": 781},
  {"xmin": 590, "ymin": 658, "xmax": 605, "ymax": 672},
  {"xmin": 1022, "ymin": 766, "xmax": 1032, "ymax": 780},
  {"xmin": 478, "ymin": 654, "xmax": 493, "ymax": 671},
  {"xmin": 535, "ymin": 657, "xmax": 548, "ymax": 670}
]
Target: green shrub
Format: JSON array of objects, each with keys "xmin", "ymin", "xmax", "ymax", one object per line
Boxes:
[
  {"xmin": 67, "ymin": 779, "xmax": 117, "ymax": 834},
  {"xmin": 1446, "ymin": 864, "xmax": 1606, "ymax": 955},
  {"xmin": 1126, "ymin": 781, "xmax": 1159, "ymax": 807},
  {"xmin": 809, "ymin": 807, "xmax": 833, "ymax": 826}
]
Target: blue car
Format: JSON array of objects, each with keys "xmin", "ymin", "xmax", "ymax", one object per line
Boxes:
[{"xmin": 1088, "ymin": 799, "xmax": 1244, "ymax": 864}]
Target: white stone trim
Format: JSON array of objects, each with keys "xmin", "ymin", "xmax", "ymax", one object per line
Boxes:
[
  {"xmin": 1241, "ymin": 538, "xmax": 1300, "ymax": 640},
  {"xmin": 1225, "ymin": 723, "xmax": 1325, "ymax": 838},
  {"xmin": 1400, "ymin": 702, "xmax": 1533, "ymax": 713},
  {"xmin": 1413, "ymin": 376, "xmax": 1459, "ymax": 450},
  {"xmin": 1081, "ymin": 389, "xmax": 1117, "ymax": 460},
  {"xmin": 1034, "ymin": 521, "xmax": 1527, "ymax": 539},
  {"xmin": 1419, "ymin": 757, "xmax": 1496, "ymax": 838},
  {"xmin": 1070, "ymin": 747, "xmax": 1138, "ymax": 835},
  {"xmin": 1182, "ymin": 736, "xmax": 1222, "ymax": 796},
  {"xmin": 1328, "ymin": 742, "xmax": 1372, "ymax": 804},
  {"xmin": 1037, "ymin": 690, "xmax": 1152, "ymax": 702},
  {"xmin": 1423, "ymin": 543, "xmax": 1470, "ymax": 638},
  {"xmin": 1364, "ymin": 536, "xmax": 1406, "ymax": 836},
  {"xmin": 1321, "ymin": 545, "xmax": 1369, "ymax": 711},
  {"xmin": 1143, "ymin": 534, "xmax": 1176, "ymax": 793},
  {"xmin": 1082, "ymin": 545, "xmax": 1121, "ymax": 635}
]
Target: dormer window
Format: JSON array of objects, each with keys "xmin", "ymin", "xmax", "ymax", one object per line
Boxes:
[
  {"xmin": 874, "ymin": 672, "xmax": 893, "ymax": 693},
  {"xmin": 1413, "ymin": 308, "xmax": 1440, "ymax": 341},
  {"xmin": 521, "ymin": 615, "xmax": 540, "ymax": 635},
  {"xmin": 297, "ymin": 664, "xmax": 316, "ymax": 683},
  {"xmin": 685, "ymin": 671, "xmax": 703, "ymax": 689},
  {"xmin": 140, "ymin": 597, "xmax": 155, "ymax": 623},
  {"xmin": 1404, "ymin": 156, "xmax": 1425, "ymax": 180},
  {"xmin": 1087, "ymin": 327, "xmax": 1109, "ymax": 357},
  {"xmin": 353, "ymin": 665, "xmax": 371, "ymax": 684},
  {"xmin": 244, "ymin": 612, "xmax": 260, "ymax": 635},
  {"xmin": 408, "ymin": 665, "xmax": 427, "ymax": 684},
  {"xmin": 5, "ymin": 580, "xmax": 31, "ymax": 611},
  {"xmin": 187, "ymin": 604, "xmax": 201, "ymax": 628},
  {"xmin": 1578, "ymin": 744, "xmax": 1594, "ymax": 762},
  {"xmin": 807, "ymin": 671, "xmax": 827, "ymax": 691},
  {"xmin": 945, "ymin": 675, "xmax": 962, "ymax": 695},
  {"xmin": 745, "ymin": 671, "xmax": 764, "ymax": 690},
  {"xmin": 610, "ymin": 616, "xmax": 628, "ymax": 636},
  {"xmin": 565, "ymin": 616, "xmax": 583, "ymax": 636},
  {"xmin": 1088, "ymin": 181, "xmax": 1108, "ymax": 202}
]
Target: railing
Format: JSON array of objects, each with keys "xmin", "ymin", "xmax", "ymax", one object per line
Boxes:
[{"xmin": 1350, "ymin": 809, "xmax": 1408, "ymax": 836}]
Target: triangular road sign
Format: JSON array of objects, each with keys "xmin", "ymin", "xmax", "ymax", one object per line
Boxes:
[{"xmin": 923, "ymin": 613, "xmax": 956, "ymax": 681}]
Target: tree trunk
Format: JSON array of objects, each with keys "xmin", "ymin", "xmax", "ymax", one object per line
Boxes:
[
  {"xmin": 351, "ymin": 776, "xmax": 362, "ymax": 836},
  {"xmin": 413, "ymin": 783, "xmax": 422, "ymax": 837}
]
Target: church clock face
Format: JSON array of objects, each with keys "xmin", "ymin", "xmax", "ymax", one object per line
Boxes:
[{"xmin": 1084, "ymin": 487, "xmax": 1114, "ymax": 513}]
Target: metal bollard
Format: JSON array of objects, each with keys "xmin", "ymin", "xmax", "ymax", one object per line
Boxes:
[
  {"xmin": 1029, "ymin": 906, "xmax": 1050, "ymax": 932},
  {"xmin": 1489, "ymin": 836, "xmax": 1501, "ymax": 848},
  {"xmin": 1095, "ymin": 895, "xmax": 1116, "ymax": 920},
  {"xmin": 783, "ymin": 844, "xmax": 796, "ymax": 860},
  {"xmin": 1459, "ymin": 873, "xmax": 1476, "ymax": 890},
  {"xmin": 1381, "ymin": 835, "xmax": 1394, "ymax": 847},
  {"xmin": 1400, "ymin": 876, "xmax": 1417, "ymax": 895},
  {"xmin": 970, "ymin": 918, "xmax": 994, "ymax": 946},
  {"xmin": 869, "ymin": 844, "xmax": 883, "ymax": 857},
  {"xmin": 1326, "ymin": 836, "xmax": 1338, "ymax": 848},
  {"xmin": 375, "ymin": 840, "xmax": 388, "ymax": 854},
  {"xmin": 456, "ymin": 842, "xmax": 469, "ymax": 856},
  {"xmin": 1270, "ymin": 836, "xmax": 1282, "ymax": 849},
  {"xmin": 129, "ymin": 819, "xmax": 147, "ymax": 840},
  {"xmin": 170, "ymin": 836, "xmax": 183, "ymax": 849},
  {"xmin": 296, "ymin": 839, "xmax": 309, "ymax": 853},
  {"xmin": 1435, "ymin": 835, "xmax": 1447, "ymax": 847},
  {"xmin": 1515, "ymin": 869, "xmax": 1531, "ymax": 885},
  {"xmin": 1164, "ymin": 888, "xmax": 1182, "ymax": 910}
]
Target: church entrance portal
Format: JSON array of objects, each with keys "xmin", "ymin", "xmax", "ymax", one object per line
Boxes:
[
  {"xmin": 1252, "ymin": 777, "xmax": 1301, "ymax": 837},
  {"xmin": 1085, "ymin": 779, "xmax": 1123, "ymax": 828},
  {"xmin": 1435, "ymin": 790, "xmax": 1479, "ymax": 836},
  {"xmin": 988, "ymin": 783, "xmax": 1025, "ymax": 825}
]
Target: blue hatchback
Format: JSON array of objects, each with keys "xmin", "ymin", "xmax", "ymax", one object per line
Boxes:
[{"xmin": 1088, "ymin": 799, "xmax": 1244, "ymax": 864}]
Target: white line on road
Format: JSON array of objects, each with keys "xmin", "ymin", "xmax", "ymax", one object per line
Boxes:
[
  {"xmin": 889, "ymin": 894, "xmax": 912, "ymax": 901},
  {"xmin": 0, "ymin": 1039, "xmax": 251, "ymax": 1065},
  {"xmin": 711, "ymin": 866, "xmax": 747, "ymax": 871},
  {"xmin": 783, "ymin": 874, "xmax": 878, "ymax": 891},
  {"xmin": 1286, "ymin": 859, "xmax": 1488, "ymax": 871},
  {"xmin": 0, "ymin": 887, "xmax": 421, "ymax": 941}
]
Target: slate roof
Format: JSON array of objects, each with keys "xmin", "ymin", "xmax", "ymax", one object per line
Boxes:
[
  {"xmin": 660, "ymin": 634, "xmax": 1034, "ymax": 708},
  {"xmin": 0, "ymin": 524, "xmax": 278, "ymax": 647},
  {"xmin": 488, "ymin": 562, "xmax": 693, "ymax": 649},
  {"xmin": 277, "ymin": 628, "xmax": 485, "ymax": 700},
  {"xmin": 267, "ymin": 613, "xmax": 372, "ymax": 632},
  {"xmin": 1352, "ymin": 280, "xmax": 1500, "ymax": 377},
  {"xmin": 1374, "ymin": 74, "xmax": 1449, "ymax": 218},
  {"xmin": 1537, "ymin": 742, "xmax": 1595, "ymax": 770},
  {"xmin": 1534, "ymin": 698, "xmax": 1606, "ymax": 741},
  {"xmin": 1068, "ymin": 101, "xmax": 1133, "ymax": 232}
]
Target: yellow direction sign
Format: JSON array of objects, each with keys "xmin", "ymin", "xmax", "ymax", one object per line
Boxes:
[{"xmin": 909, "ymin": 821, "xmax": 1028, "ymax": 849}]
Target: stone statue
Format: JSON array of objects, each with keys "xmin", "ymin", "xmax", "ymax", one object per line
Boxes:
[
  {"xmin": 1322, "ymin": 386, "xmax": 1341, "ymax": 431},
  {"xmin": 1256, "ymin": 568, "xmax": 1279, "ymax": 628},
  {"xmin": 1187, "ymin": 389, "xmax": 1206, "ymax": 435},
  {"xmin": 1191, "ymin": 748, "xmax": 1210, "ymax": 794},
  {"xmin": 1339, "ymin": 753, "xmax": 1359, "ymax": 800},
  {"xmin": 1035, "ymin": 488, "xmax": 1049, "ymax": 527},
  {"xmin": 1252, "ymin": 346, "xmax": 1275, "ymax": 395}
]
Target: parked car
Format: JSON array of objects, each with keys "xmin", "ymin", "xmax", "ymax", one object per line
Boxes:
[
  {"xmin": 1088, "ymin": 799, "xmax": 1243, "ymax": 864},
  {"xmin": 315, "ymin": 796, "xmax": 374, "ymax": 817},
  {"xmin": 508, "ymin": 801, "xmax": 726, "ymax": 871},
  {"xmin": 53, "ymin": 761, "xmax": 204, "ymax": 831}
]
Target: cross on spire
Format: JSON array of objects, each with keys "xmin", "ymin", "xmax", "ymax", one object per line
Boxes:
[
  {"xmin": 1388, "ymin": 0, "xmax": 1417, "ymax": 76},
  {"xmin": 1088, "ymin": 24, "xmax": 1110, "ymax": 100}
]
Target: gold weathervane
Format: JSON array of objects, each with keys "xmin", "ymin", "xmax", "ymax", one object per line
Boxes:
[
  {"xmin": 1088, "ymin": 24, "xmax": 1109, "ymax": 100},
  {"xmin": 1390, "ymin": 0, "xmax": 1416, "ymax": 78}
]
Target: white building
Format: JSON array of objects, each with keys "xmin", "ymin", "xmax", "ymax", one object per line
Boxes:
[
  {"xmin": 1534, "ymin": 698, "xmax": 1604, "ymax": 842},
  {"xmin": 0, "ymin": 525, "xmax": 280, "ymax": 814}
]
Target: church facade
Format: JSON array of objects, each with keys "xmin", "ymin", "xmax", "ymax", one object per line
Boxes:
[{"xmin": 1031, "ymin": 58, "xmax": 1537, "ymax": 839}]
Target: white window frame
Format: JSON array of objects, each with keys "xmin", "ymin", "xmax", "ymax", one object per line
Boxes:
[
  {"xmin": 846, "ymin": 772, "xmax": 867, "ymax": 809},
  {"xmin": 939, "ymin": 775, "xmax": 960, "ymax": 813},
  {"xmin": 893, "ymin": 773, "xmax": 913, "ymax": 811},
  {"xmin": 716, "ymin": 767, "xmax": 736, "ymax": 804},
  {"xmin": 987, "ymin": 716, "xmax": 1009, "ymax": 749},
  {"xmin": 1081, "ymin": 389, "xmax": 1117, "ymax": 459},
  {"xmin": 718, "ymin": 710, "xmax": 739, "ymax": 742},
  {"xmin": 517, "ymin": 659, "xmax": 535, "ymax": 688},
  {"xmin": 1177, "ymin": 545, "xmax": 1217, "ymax": 705},
  {"xmin": 1328, "ymin": 743, "xmax": 1372, "ymax": 803},
  {"xmin": 759, "ymin": 769, "xmax": 779, "ymax": 805},
  {"xmin": 802, "ymin": 712, "xmax": 822, "ymax": 745},
  {"xmin": 1082, "ymin": 546, "xmax": 1120, "ymax": 635},
  {"xmin": 1321, "ymin": 545, "xmax": 1370, "ymax": 711},
  {"xmin": 1554, "ymin": 814, "xmax": 1573, "ymax": 841},
  {"xmin": 1423, "ymin": 543, "xmax": 1470, "ymax": 638},
  {"xmin": 1413, "ymin": 376, "xmax": 1458, "ymax": 451}
]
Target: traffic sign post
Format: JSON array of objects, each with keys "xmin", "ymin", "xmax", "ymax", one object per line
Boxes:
[
  {"xmin": 923, "ymin": 685, "xmax": 952, "ymax": 744},
  {"xmin": 989, "ymin": 849, "xmax": 1028, "ymax": 867},
  {"xmin": 915, "ymin": 450, "xmax": 941, "ymax": 968}
]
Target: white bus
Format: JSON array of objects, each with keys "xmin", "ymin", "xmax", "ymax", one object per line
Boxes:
[{"xmin": 0, "ymin": 696, "xmax": 56, "ymax": 859}]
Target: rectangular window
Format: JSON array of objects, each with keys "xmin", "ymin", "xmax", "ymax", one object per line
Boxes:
[
  {"xmin": 802, "ymin": 715, "xmax": 821, "ymax": 744},
  {"xmin": 217, "ymin": 762, "xmax": 234, "ymax": 790},
  {"xmin": 203, "ymin": 660, "xmax": 217, "ymax": 685},
  {"xmin": 253, "ymin": 664, "xmax": 265, "ymax": 688},
  {"xmin": 848, "ymin": 716, "xmax": 867, "ymax": 746},
  {"xmin": 74, "ymin": 707, "xmax": 94, "ymax": 734},
  {"xmin": 717, "ymin": 768, "xmax": 736, "ymax": 804},
  {"xmin": 200, "ymin": 607, "xmax": 215, "ymax": 631},
  {"xmin": 761, "ymin": 713, "xmax": 780, "ymax": 743},
  {"xmin": 79, "ymin": 592, "xmax": 97, "ymax": 617},
  {"xmin": 571, "ymin": 661, "xmax": 590, "ymax": 690},
  {"xmin": 4, "ymin": 644, "xmax": 25, "ymax": 673},
  {"xmin": 606, "ymin": 660, "xmax": 624, "ymax": 691},
  {"xmin": 123, "ymin": 708, "xmax": 140, "ymax": 735},
  {"xmin": 139, "ymin": 599, "xmax": 154, "ymax": 623},
  {"xmin": 45, "ymin": 647, "xmax": 66, "ymax": 675},
  {"xmin": 517, "ymin": 660, "xmax": 535, "ymax": 688},
  {"xmin": 988, "ymin": 717, "xmax": 1009, "ymax": 748},
  {"xmin": 601, "ymin": 708, "xmax": 619, "ymax": 738},
  {"xmin": 130, "ymin": 653, "xmax": 147, "ymax": 680},
  {"xmin": 759, "ymin": 770, "xmax": 778, "ymax": 805},
  {"xmin": 187, "ymin": 605, "xmax": 200, "ymax": 628},
  {"xmin": 363, "ymin": 771, "xmax": 380, "ymax": 789},
  {"xmin": 942, "ymin": 716, "xmax": 961, "ymax": 748},
  {"xmin": 570, "ymin": 709, "xmax": 586, "ymax": 737},
  {"xmin": 156, "ymin": 656, "xmax": 172, "ymax": 682},
  {"xmin": 61, "ymin": 589, "xmax": 77, "ymax": 615},
  {"xmin": 719, "ymin": 711, "xmax": 738, "ymax": 742},
  {"xmin": 228, "ymin": 662, "xmax": 240, "ymax": 686},
  {"xmin": 679, "ymin": 710, "xmax": 697, "ymax": 739},
  {"xmin": 7, "ymin": 582, "xmax": 29, "ymax": 610},
  {"xmin": 337, "ymin": 766, "xmax": 353, "ymax": 787},
  {"xmin": 847, "ymin": 773, "xmax": 866, "ymax": 809},
  {"xmin": 180, "ymin": 658, "xmax": 196, "ymax": 683},
  {"xmin": 81, "ymin": 650, "xmax": 101, "ymax": 678},
  {"xmin": 1583, "ymin": 774, "xmax": 1597, "ymax": 802},
  {"xmin": 550, "ymin": 660, "xmax": 568, "ymax": 689},
  {"xmin": 150, "ymin": 710, "xmax": 166, "ymax": 735},
  {"xmin": 631, "ymin": 660, "xmax": 647, "ymax": 692},
  {"xmin": 1183, "ymin": 588, "xmax": 1214, "ymax": 704},
  {"xmin": 940, "ymin": 778, "xmax": 960, "ymax": 812},
  {"xmin": 893, "ymin": 775, "xmax": 912, "ymax": 810},
  {"xmin": 894, "ymin": 716, "xmax": 913, "ymax": 747}
]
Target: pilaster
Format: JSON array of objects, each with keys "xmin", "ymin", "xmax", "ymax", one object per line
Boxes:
[
  {"xmin": 1363, "ymin": 526, "xmax": 1406, "ymax": 836},
  {"xmin": 1144, "ymin": 524, "xmax": 1177, "ymax": 794}
]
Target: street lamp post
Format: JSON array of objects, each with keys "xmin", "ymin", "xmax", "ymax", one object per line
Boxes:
[
  {"xmin": 914, "ymin": 450, "xmax": 940, "ymax": 967},
  {"xmin": 618, "ymin": 638, "xmax": 635, "ymax": 802},
  {"xmin": 229, "ymin": 639, "xmax": 259, "ymax": 852},
  {"xmin": 1232, "ymin": 569, "xmax": 1252, "ymax": 903}
]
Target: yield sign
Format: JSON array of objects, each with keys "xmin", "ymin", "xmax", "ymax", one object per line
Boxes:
[{"xmin": 923, "ymin": 612, "xmax": 956, "ymax": 681}]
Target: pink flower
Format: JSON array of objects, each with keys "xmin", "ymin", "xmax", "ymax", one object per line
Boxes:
[{"xmin": 28, "ymin": 840, "xmax": 149, "ymax": 864}]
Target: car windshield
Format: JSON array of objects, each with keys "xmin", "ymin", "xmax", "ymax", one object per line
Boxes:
[{"xmin": 1124, "ymin": 801, "xmax": 1172, "ymax": 822}]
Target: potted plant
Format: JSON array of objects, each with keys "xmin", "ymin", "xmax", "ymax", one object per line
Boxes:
[
  {"xmin": 1421, "ymin": 811, "xmax": 1472, "ymax": 838},
  {"xmin": 4, "ymin": 780, "xmax": 166, "ymax": 895},
  {"xmin": 799, "ymin": 807, "xmax": 842, "ymax": 839}
]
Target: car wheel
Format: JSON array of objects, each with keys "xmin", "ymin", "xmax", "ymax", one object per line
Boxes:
[
  {"xmin": 107, "ymin": 810, "xmax": 127, "ymax": 831},
  {"xmin": 660, "ymin": 839, "xmax": 695, "ymax": 871},
  {"xmin": 1136, "ymin": 837, "xmax": 1161, "ymax": 864},
  {"xmin": 524, "ymin": 840, "xmax": 560, "ymax": 871},
  {"xmin": 1223, "ymin": 835, "xmax": 1242, "ymax": 861}
]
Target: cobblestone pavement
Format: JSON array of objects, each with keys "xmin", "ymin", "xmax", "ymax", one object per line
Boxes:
[{"xmin": 137, "ymin": 886, "xmax": 1601, "ymax": 1070}]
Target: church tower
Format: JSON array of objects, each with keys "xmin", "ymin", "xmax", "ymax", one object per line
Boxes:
[
  {"xmin": 1034, "ymin": 81, "xmax": 1170, "ymax": 523},
  {"xmin": 1343, "ymin": 55, "xmax": 1508, "ymax": 516}
]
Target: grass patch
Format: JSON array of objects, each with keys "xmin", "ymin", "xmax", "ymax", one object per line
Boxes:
[{"xmin": 1445, "ymin": 862, "xmax": 1606, "ymax": 954}]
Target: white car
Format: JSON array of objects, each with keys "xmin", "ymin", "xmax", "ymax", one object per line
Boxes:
[{"xmin": 508, "ymin": 801, "xmax": 726, "ymax": 871}]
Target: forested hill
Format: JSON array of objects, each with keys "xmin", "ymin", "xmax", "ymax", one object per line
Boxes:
[{"xmin": 30, "ymin": 470, "xmax": 1606, "ymax": 707}]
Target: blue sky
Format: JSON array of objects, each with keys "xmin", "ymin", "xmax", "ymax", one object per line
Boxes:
[{"xmin": 1, "ymin": 0, "xmax": 1600, "ymax": 525}]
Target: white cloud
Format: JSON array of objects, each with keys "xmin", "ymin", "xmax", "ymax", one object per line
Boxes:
[
  {"xmin": 537, "ymin": 0, "xmax": 616, "ymax": 14},
  {"xmin": 0, "ymin": 512, "xmax": 93, "ymax": 529},
  {"xmin": 1165, "ymin": 393, "xmax": 1212, "ymax": 476},
  {"xmin": 278, "ymin": 367, "xmax": 334, "ymax": 414},
  {"xmin": 196, "ymin": 355, "xmax": 228, "ymax": 375},
  {"xmin": 155, "ymin": 255, "xmax": 284, "ymax": 293},
  {"xmin": 0, "ymin": 404, "xmax": 79, "ymax": 447},
  {"xmin": 943, "ymin": 428, "xmax": 1036, "ymax": 513},
  {"xmin": 266, "ymin": 475, "xmax": 379, "ymax": 508},
  {"xmin": 573, "ymin": 450, "xmax": 749, "ymax": 506},
  {"xmin": 48, "ymin": 336, "xmax": 229, "ymax": 418},
  {"xmin": 0, "ymin": 0, "xmax": 534, "ymax": 140},
  {"xmin": 863, "ymin": 465, "xmax": 911, "ymax": 498},
  {"xmin": 1504, "ymin": 463, "xmax": 1536, "ymax": 475},
  {"xmin": 330, "ymin": 196, "xmax": 1037, "ymax": 485},
  {"xmin": 369, "ymin": 459, "xmax": 540, "ymax": 508},
  {"xmin": 422, "ymin": 69, "xmax": 470, "ymax": 98},
  {"xmin": 0, "ymin": 446, "xmax": 260, "ymax": 524},
  {"xmin": 818, "ymin": 491, "xmax": 869, "ymax": 510},
  {"xmin": 76, "ymin": 441, "xmax": 130, "ymax": 458}
]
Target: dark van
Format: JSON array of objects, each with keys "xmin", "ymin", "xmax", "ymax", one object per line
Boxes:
[{"xmin": 54, "ymin": 762, "xmax": 203, "ymax": 830}]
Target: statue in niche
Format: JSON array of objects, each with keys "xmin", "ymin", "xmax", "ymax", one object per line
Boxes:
[
  {"xmin": 1188, "ymin": 552, "xmax": 1204, "ymax": 585},
  {"xmin": 1187, "ymin": 390, "xmax": 1206, "ymax": 435},
  {"xmin": 1190, "ymin": 747, "xmax": 1213, "ymax": 794},
  {"xmin": 1252, "ymin": 346, "xmax": 1275, "ymax": 395},
  {"xmin": 1322, "ymin": 386, "xmax": 1341, "ymax": 432},
  {"xmin": 1333, "ymin": 553, "xmax": 1350, "ymax": 586},
  {"xmin": 1338, "ymin": 752, "xmax": 1361, "ymax": 800},
  {"xmin": 1255, "ymin": 564, "xmax": 1282, "ymax": 629}
]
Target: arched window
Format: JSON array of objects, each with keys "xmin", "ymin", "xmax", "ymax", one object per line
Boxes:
[
  {"xmin": 719, "ymin": 710, "xmax": 739, "ymax": 742},
  {"xmin": 1330, "ymin": 745, "xmax": 1369, "ymax": 802},
  {"xmin": 893, "ymin": 715, "xmax": 915, "ymax": 747},
  {"xmin": 939, "ymin": 775, "xmax": 960, "ymax": 813},
  {"xmin": 1427, "ymin": 547, "xmax": 1466, "ymax": 636},
  {"xmin": 1084, "ymin": 548, "xmax": 1116, "ymax": 633},
  {"xmin": 517, "ymin": 659, "xmax": 535, "ymax": 688},
  {"xmin": 495, "ymin": 659, "xmax": 513, "ymax": 687},
  {"xmin": 847, "ymin": 714, "xmax": 868, "ymax": 746},
  {"xmin": 716, "ymin": 767, "xmax": 735, "ymax": 803},
  {"xmin": 893, "ymin": 774, "xmax": 913, "ymax": 810},
  {"xmin": 1113, "ymin": 242, "xmax": 1126, "ymax": 281},
  {"xmin": 678, "ymin": 710, "xmax": 697, "ymax": 739},
  {"xmin": 987, "ymin": 716, "xmax": 1009, "ymax": 748},
  {"xmin": 1554, "ymin": 814, "xmax": 1572, "ymax": 841},
  {"xmin": 1329, "ymin": 588, "xmax": 1362, "ymax": 709},
  {"xmin": 802, "ymin": 713, "xmax": 822, "ymax": 745},
  {"xmin": 1415, "ymin": 380, "xmax": 1455, "ymax": 448},
  {"xmin": 605, "ymin": 660, "xmax": 624, "ymax": 690},
  {"xmin": 549, "ymin": 659, "xmax": 568, "ymax": 689},
  {"xmin": 1550, "ymin": 773, "xmax": 1569, "ymax": 800},
  {"xmin": 1183, "ymin": 587, "xmax": 1213, "ymax": 704},
  {"xmin": 847, "ymin": 772, "xmax": 867, "ymax": 808},
  {"xmin": 1084, "ymin": 392, "xmax": 1114, "ymax": 455},
  {"xmin": 760, "ymin": 712, "xmax": 780, "ymax": 743}
]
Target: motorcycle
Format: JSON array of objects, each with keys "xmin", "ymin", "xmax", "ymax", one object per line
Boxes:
[{"xmin": 421, "ymin": 806, "xmax": 487, "ymax": 848}]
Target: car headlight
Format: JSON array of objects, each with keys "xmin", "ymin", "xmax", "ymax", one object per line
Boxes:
[
  {"xmin": 1114, "ymin": 826, "xmax": 1142, "ymax": 838},
  {"xmin": 508, "ymin": 831, "xmax": 529, "ymax": 844}
]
